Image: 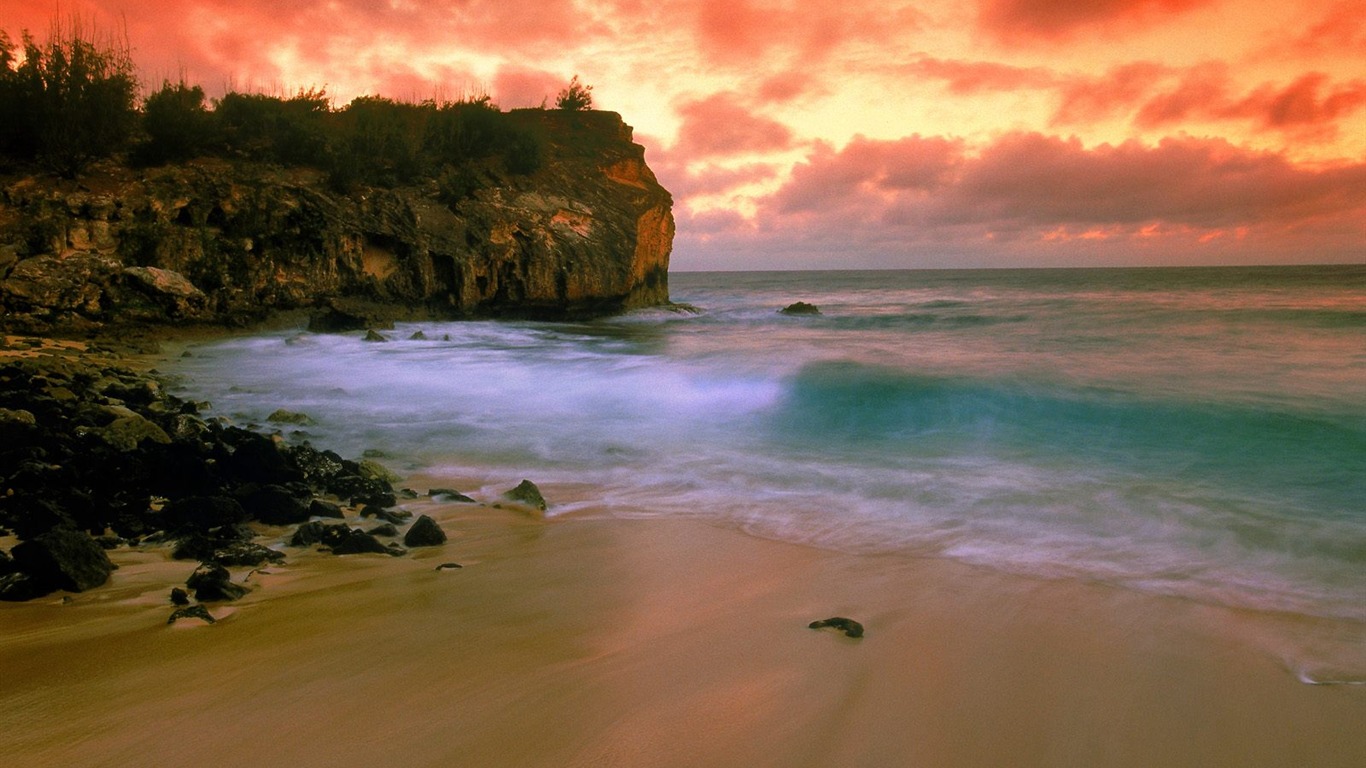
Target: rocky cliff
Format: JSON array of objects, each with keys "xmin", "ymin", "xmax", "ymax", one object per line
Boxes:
[{"xmin": 0, "ymin": 110, "xmax": 673, "ymax": 334}]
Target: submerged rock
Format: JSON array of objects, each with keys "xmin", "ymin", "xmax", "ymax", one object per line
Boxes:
[
  {"xmin": 267, "ymin": 408, "xmax": 316, "ymax": 426},
  {"xmin": 428, "ymin": 488, "xmax": 476, "ymax": 503},
  {"xmin": 403, "ymin": 515, "xmax": 447, "ymax": 547},
  {"xmin": 362, "ymin": 329, "xmax": 389, "ymax": 342},
  {"xmin": 168, "ymin": 604, "xmax": 216, "ymax": 625},
  {"xmin": 781, "ymin": 297, "xmax": 819, "ymax": 312},
  {"xmin": 808, "ymin": 617, "xmax": 864, "ymax": 638}
]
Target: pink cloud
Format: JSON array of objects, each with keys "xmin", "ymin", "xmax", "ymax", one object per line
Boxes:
[
  {"xmin": 491, "ymin": 66, "xmax": 568, "ymax": 109},
  {"xmin": 1134, "ymin": 68, "xmax": 1366, "ymax": 139},
  {"xmin": 1051, "ymin": 62, "xmax": 1170, "ymax": 124},
  {"xmin": 674, "ymin": 132, "xmax": 1366, "ymax": 267},
  {"xmin": 903, "ymin": 57, "xmax": 1057, "ymax": 94},
  {"xmin": 978, "ymin": 0, "xmax": 1214, "ymax": 42},
  {"xmin": 773, "ymin": 135, "xmax": 964, "ymax": 215},
  {"xmin": 672, "ymin": 92, "xmax": 796, "ymax": 158}
]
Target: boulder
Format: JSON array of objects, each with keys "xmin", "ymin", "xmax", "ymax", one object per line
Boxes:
[
  {"xmin": 186, "ymin": 562, "xmax": 248, "ymax": 602},
  {"xmin": 0, "ymin": 572, "xmax": 51, "ymax": 601},
  {"xmin": 170, "ymin": 587, "xmax": 190, "ymax": 605},
  {"xmin": 240, "ymin": 484, "xmax": 312, "ymax": 525},
  {"xmin": 502, "ymin": 479, "xmax": 547, "ymax": 511},
  {"xmin": 367, "ymin": 523, "xmax": 399, "ymax": 537},
  {"xmin": 171, "ymin": 525, "xmax": 256, "ymax": 561},
  {"xmin": 290, "ymin": 521, "xmax": 345, "ymax": 548},
  {"xmin": 329, "ymin": 528, "xmax": 390, "ymax": 556},
  {"xmin": 122, "ymin": 266, "xmax": 207, "ymax": 317},
  {"xmin": 308, "ymin": 499, "xmax": 345, "ymax": 519},
  {"xmin": 362, "ymin": 329, "xmax": 389, "ymax": 342},
  {"xmin": 95, "ymin": 413, "xmax": 172, "ymax": 452},
  {"xmin": 358, "ymin": 459, "xmax": 402, "ymax": 484},
  {"xmin": 403, "ymin": 515, "xmax": 447, "ymax": 547},
  {"xmin": 161, "ymin": 496, "xmax": 249, "ymax": 531},
  {"xmin": 11, "ymin": 527, "xmax": 118, "ymax": 593}
]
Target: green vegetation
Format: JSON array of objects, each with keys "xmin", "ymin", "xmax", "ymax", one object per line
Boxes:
[
  {"xmin": 0, "ymin": 24, "xmax": 138, "ymax": 177},
  {"xmin": 0, "ymin": 22, "xmax": 561, "ymax": 195},
  {"xmin": 555, "ymin": 75, "xmax": 593, "ymax": 111}
]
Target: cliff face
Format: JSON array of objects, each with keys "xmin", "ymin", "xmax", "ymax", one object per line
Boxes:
[{"xmin": 0, "ymin": 110, "xmax": 673, "ymax": 333}]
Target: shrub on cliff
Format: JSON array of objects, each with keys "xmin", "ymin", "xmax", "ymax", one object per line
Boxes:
[
  {"xmin": 0, "ymin": 22, "xmax": 138, "ymax": 176},
  {"xmin": 216, "ymin": 88, "xmax": 330, "ymax": 166},
  {"xmin": 326, "ymin": 95, "xmax": 427, "ymax": 190},
  {"xmin": 135, "ymin": 79, "xmax": 216, "ymax": 164},
  {"xmin": 555, "ymin": 75, "xmax": 593, "ymax": 111}
]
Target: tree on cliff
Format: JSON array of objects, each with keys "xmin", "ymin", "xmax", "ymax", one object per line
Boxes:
[
  {"xmin": 0, "ymin": 21, "xmax": 138, "ymax": 176},
  {"xmin": 555, "ymin": 76, "xmax": 593, "ymax": 111}
]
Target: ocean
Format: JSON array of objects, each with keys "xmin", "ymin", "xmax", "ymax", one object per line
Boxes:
[{"xmin": 167, "ymin": 265, "xmax": 1366, "ymax": 632}]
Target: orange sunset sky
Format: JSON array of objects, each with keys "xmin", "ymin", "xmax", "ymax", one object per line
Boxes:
[{"xmin": 7, "ymin": 0, "xmax": 1366, "ymax": 270}]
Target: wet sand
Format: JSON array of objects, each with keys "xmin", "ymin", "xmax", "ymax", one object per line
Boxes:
[{"xmin": 2, "ymin": 495, "xmax": 1364, "ymax": 768}]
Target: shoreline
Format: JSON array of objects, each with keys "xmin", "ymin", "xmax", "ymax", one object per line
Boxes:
[
  {"xmin": 3, "ymin": 499, "xmax": 1365, "ymax": 767},
  {"xmin": 3, "ymin": 332, "xmax": 1364, "ymax": 766}
]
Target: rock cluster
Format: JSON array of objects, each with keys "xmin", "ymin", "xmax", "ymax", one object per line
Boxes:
[{"xmin": 0, "ymin": 337, "xmax": 454, "ymax": 604}]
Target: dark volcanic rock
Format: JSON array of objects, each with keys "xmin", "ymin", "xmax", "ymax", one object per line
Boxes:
[
  {"xmin": 329, "ymin": 528, "xmax": 390, "ymax": 556},
  {"xmin": 186, "ymin": 562, "xmax": 248, "ymax": 602},
  {"xmin": 360, "ymin": 505, "xmax": 410, "ymax": 524},
  {"xmin": 779, "ymin": 301, "xmax": 821, "ymax": 316},
  {"xmin": 367, "ymin": 523, "xmax": 399, "ymax": 537},
  {"xmin": 502, "ymin": 479, "xmax": 547, "ymax": 511},
  {"xmin": 11, "ymin": 527, "xmax": 118, "ymax": 593},
  {"xmin": 308, "ymin": 499, "xmax": 345, "ymax": 519},
  {"xmin": 290, "ymin": 521, "xmax": 346, "ymax": 547},
  {"xmin": 0, "ymin": 572, "xmax": 50, "ymax": 601},
  {"xmin": 206, "ymin": 542, "xmax": 286, "ymax": 568},
  {"xmin": 222, "ymin": 431, "xmax": 301, "ymax": 486},
  {"xmin": 435, "ymin": 562, "xmax": 463, "ymax": 571},
  {"xmin": 290, "ymin": 521, "xmax": 388, "ymax": 555},
  {"xmin": 161, "ymin": 496, "xmax": 249, "ymax": 531},
  {"xmin": 171, "ymin": 525, "xmax": 255, "ymax": 562},
  {"xmin": 403, "ymin": 515, "xmax": 447, "ymax": 547},
  {"xmin": 168, "ymin": 604, "xmax": 216, "ymax": 625},
  {"xmin": 170, "ymin": 587, "xmax": 190, "ymax": 605},
  {"xmin": 239, "ymin": 484, "xmax": 312, "ymax": 525},
  {"xmin": 808, "ymin": 617, "xmax": 864, "ymax": 638},
  {"xmin": 427, "ymin": 488, "xmax": 477, "ymax": 503}
]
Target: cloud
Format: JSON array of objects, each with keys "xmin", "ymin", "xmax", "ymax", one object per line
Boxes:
[
  {"xmin": 772, "ymin": 135, "xmax": 964, "ymax": 215},
  {"xmin": 672, "ymin": 92, "xmax": 796, "ymax": 158},
  {"xmin": 674, "ymin": 132, "xmax": 1366, "ymax": 267},
  {"xmin": 1135, "ymin": 68, "xmax": 1366, "ymax": 138},
  {"xmin": 491, "ymin": 66, "xmax": 568, "ymax": 109},
  {"xmin": 1051, "ymin": 62, "xmax": 1171, "ymax": 125},
  {"xmin": 6, "ymin": 0, "xmax": 594, "ymax": 98},
  {"xmin": 978, "ymin": 0, "xmax": 1215, "ymax": 41},
  {"xmin": 903, "ymin": 57, "xmax": 1057, "ymax": 94}
]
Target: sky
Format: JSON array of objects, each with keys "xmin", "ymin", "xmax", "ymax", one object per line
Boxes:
[{"xmin": 7, "ymin": 1, "xmax": 1366, "ymax": 270}]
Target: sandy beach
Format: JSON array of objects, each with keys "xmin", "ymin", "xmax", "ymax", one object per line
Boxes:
[{"xmin": 3, "ymin": 488, "xmax": 1364, "ymax": 768}]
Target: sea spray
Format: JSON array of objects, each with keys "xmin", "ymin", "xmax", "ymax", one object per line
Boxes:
[{"xmin": 169, "ymin": 266, "xmax": 1366, "ymax": 634}]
